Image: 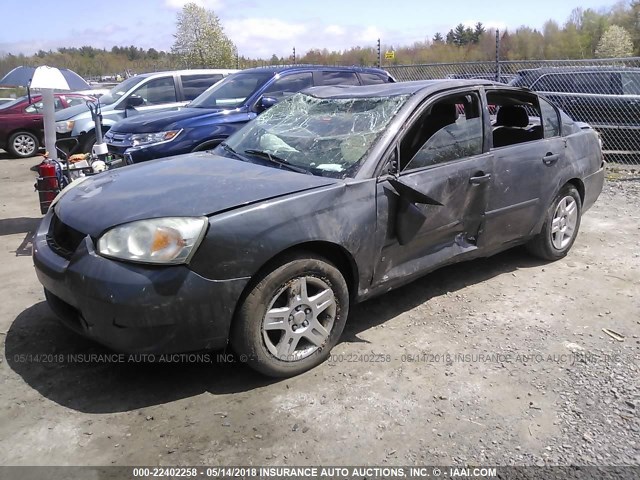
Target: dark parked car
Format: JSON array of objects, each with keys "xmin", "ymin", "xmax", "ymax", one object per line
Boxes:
[
  {"xmin": 33, "ymin": 80, "xmax": 604, "ymax": 377},
  {"xmin": 0, "ymin": 93, "xmax": 95, "ymax": 157},
  {"xmin": 104, "ymin": 65, "xmax": 395, "ymax": 163},
  {"xmin": 510, "ymin": 67, "xmax": 640, "ymax": 157}
]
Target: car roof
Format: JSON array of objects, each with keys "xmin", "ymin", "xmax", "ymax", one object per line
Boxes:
[
  {"xmin": 132, "ymin": 69, "xmax": 240, "ymax": 79},
  {"xmin": 303, "ymin": 79, "xmax": 502, "ymax": 99},
  {"xmin": 237, "ymin": 65, "xmax": 391, "ymax": 75}
]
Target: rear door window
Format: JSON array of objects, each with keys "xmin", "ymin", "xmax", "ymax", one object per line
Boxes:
[
  {"xmin": 262, "ymin": 72, "xmax": 314, "ymax": 98},
  {"xmin": 181, "ymin": 74, "xmax": 224, "ymax": 101},
  {"xmin": 573, "ymin": 73, "xmax": 613, "ymax": 94},
  {"xmin": 621, "ymin": 72, "xmax": 640, "ymax": 95},
  {"xmin": 358, "ymin": 72, "xmax": 390, "ymax": 85},
  {"xmin": 132, "ymin": 77, "xmax": 177, "ymax": 105},
  {"xmin": 24, "ymin": 98, "xmax": 63, "ymax": 113},
  {"xmin": 321, "ymin": 71, "xmax": 360, "ymax": 86},
  {"xmin": 532, "ymin": 74, "xmax": 573, "ymax": 93}
]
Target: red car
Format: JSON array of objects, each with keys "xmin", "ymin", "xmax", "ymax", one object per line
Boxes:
[{"xmin": 0, "ymin": 93, "xmax": 95, "ymax": 158}]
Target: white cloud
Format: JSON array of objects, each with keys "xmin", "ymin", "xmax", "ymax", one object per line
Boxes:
[
  {"xmin": 226, "ymin": 18, "xmax": 306, "ymax": 41},
  {"xmin": 165, "ymin": 0, "xmax": 223, "ymax": 9},
  {"xmin": 324, "ymin": 25, "xmax": 346, "ymax": 36},
  {"xmin": 356, "ymin": 26, "xmax": 382, "ymax": 43},
  {"xmin": 225, "ymin": 18, "xmax": 307, "ymax": 57}
]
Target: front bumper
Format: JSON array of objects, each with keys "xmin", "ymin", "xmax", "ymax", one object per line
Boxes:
[
  {"xmin": 32, "ymin": 209, "xmax": 249, "ymax": 354},
  {"xmin": 107, "ymin": 143, "xmax": 159, "ymax": 164}
]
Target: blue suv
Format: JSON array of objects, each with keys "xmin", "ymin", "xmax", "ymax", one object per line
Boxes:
[{"xmin": 105, "ymin": 65, "xmax": 395, "ymax": 163}]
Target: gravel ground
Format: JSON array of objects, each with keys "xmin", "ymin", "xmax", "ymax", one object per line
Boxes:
[{"xmin": 0, "ymin": 154, "xmax": 638, "ymax": 469}]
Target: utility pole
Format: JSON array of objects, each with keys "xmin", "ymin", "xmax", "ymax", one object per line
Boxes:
[
  {"xmin": 495, "ymin": 29, "xmax": 501, "ymax": 82},
  {"xmin": 377, "ymin": 38, "xmax": 381, "ymax": 68}
]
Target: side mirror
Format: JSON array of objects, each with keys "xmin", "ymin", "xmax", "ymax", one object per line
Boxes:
[
  {"xmin": 257, "ymin": 96, "xmax": 278, "ymax": 112},
  {"xmin": 126, "ymin": 95, "xmax": 144, "ymax": 108}
]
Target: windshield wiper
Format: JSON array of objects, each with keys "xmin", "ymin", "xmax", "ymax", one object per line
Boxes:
[
  {"xmin": 243, "ymin": 149, "xmax": 311, "ymax": 175},
  {"xmin": 219, "ymin": 142, "xmax": 248, "ymax": 161}
]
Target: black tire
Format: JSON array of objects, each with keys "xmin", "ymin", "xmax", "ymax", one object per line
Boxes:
[
  {"xmin": 81, "ymin": 131, "xmax": 97, "ymax": 154},
  {"xmin": 8, "ymin": 131, "xmax": 39, "ymax": 158},
  {"xmin": 231, "ymin": 253, "xmax": 349, "ymax": 377},
  {"xmin": 527, "ymin": 184, "xmax": 582, "ymax": 261}
]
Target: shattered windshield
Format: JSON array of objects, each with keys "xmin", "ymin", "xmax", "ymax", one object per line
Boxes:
[
  {"xmin": 223, "ymin": 92, "xmax": 409, "ymax": 178},
  {"xmin": 189, "ymin": 72, "xmax": 273, "ymax": 109}
]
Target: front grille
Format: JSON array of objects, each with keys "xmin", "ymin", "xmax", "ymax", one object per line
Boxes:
[
  {"xmin": 105, "ymin": 131, "xmax": 132, "ymax": 147},
  {"xmin": 47, "ymin": 213, "xmax": 87, "ymax": 259}
]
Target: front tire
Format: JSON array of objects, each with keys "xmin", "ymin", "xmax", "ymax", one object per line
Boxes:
[
  {"xmin": 80, "ymin": 131, "xmax": 97, "ymax": 154},
  {"xmin": 527, "ymin": 184, "xmax": 582, "ymax": 261},
  {"xmin": 231, "ymin": 253, "xmax": 349, "ymax": 377},
  {"xmin": 8, "ymin": 131, "xmax": 39, "ymax": 158}
]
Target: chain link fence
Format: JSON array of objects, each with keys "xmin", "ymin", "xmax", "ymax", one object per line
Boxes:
[{"xmin": 387, "ymin": 58, "xmax": 640, "ymax": 165}]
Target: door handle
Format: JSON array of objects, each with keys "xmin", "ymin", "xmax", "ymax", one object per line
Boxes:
[
  {"xmin": 469, "ymin": 173, "xmax": 491, "ymax": 185},
  {"xmin": 543, "ymin": 153, "xmax": 559, "ymax": 165}
]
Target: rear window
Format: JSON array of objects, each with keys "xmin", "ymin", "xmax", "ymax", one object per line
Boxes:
[
  {"xmin": 321, "ymin": 71, "xmax": 360, "ymax": 86},
  {"xmin": 181, "ymin": 74, "xmax": 224, "ymax": 101}
]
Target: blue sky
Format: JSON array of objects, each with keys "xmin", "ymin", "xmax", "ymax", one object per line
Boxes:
[{"xmin": 0, "ymin": 0, "xmax": 622, "ymax": 58}]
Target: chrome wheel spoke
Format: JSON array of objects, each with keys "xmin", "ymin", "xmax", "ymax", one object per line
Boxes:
[
  {"xmin": 264, "ymin": 307, "xmax": 289, "ymax": 331},
  {"xmin": 551, "ymin": 217, "xmax": 561, "ymax": 234},
  {"xmin": 276, "ymin": 332, "xmax": 300, "ymax": 358},
  {"xmin": 303, "ymin": 320, "xmax": 330, "ymax": 347},
  {"xmin": 290, "ymin": 277, "xmax": 309, "ymax": 302},
  {"xmin": 308, "ymin": 288, "xmax": 335, "ymax": 315}
]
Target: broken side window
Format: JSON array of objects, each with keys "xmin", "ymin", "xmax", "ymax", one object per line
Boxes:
[
  {"xmin": 487, "ymin": 90, "xmax": 544, "ymax": 148},
  {"xmin": 401, "ymin": 92, "xmax": 484, "ymax": 171}
]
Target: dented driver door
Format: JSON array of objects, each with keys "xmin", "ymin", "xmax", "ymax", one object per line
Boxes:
[
  {"xmin": 371, "ymin": 90, "xmax": 494, "ymax": 288},
  {"xmin": 372, "ymin": 153, "xmax": 493, "ymax": 288}
]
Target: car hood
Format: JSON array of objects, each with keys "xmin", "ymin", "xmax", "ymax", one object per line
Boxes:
[
  {"xmin": 110, "ymin": 107, "xmax": 240, "ymax": 133},
  {"xmin": 54, "ymin": 152, "xmax": 338, "ymax": 237}
]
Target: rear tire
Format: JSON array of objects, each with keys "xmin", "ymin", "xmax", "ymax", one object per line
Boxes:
[
  {"xmin": 8, "ymin": 131, "xmax": 39, "ymax": 158},
  {"xmin": 527, "ymin": 184, "xmax": 582, "ymax": 261},
  {"xmin": 231, "ymin": 253, "xmax": 349, "ymax": 377}
]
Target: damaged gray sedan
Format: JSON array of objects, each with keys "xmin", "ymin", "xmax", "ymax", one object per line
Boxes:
[{"xmin": 33, "ymin": 80, "xmax": 605, "ymax": 377}]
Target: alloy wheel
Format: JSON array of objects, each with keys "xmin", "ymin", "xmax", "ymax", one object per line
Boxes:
[
  {"xmin": 551, "ymin": 195, "xmax": 578, "ymax": 250},
  {"xmin": 261, "ymin": 276, "xmax": 336, "ymax": 362}
]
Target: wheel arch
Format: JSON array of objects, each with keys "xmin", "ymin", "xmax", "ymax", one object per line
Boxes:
[
  {"xmin": 564, "ymin": 178, "xmax": 585, "ymax": 205},
  {"xmin": 230, "ymin": 240, "xmax": 360, "ymax": 331},
  {"xmin": 192, "ymin": 137, "xmax": 225, "ymax": 152},
  {"xmin": 250, "ymin": 241, "xmax": 359, "ymax": 299},
  {"xmin": 9, "ymin": 127, "xmax": 41, "ymax": 142}
]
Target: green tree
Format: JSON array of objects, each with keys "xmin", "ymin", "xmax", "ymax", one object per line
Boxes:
[
  {"xmin": 171, "ymin": 2, "xmax": 236, "ymax": 68},
  {"xmin": 595, "ymin": 25, "xmax": 634, "ymax": 57},
  {"xmin": 432, "ymin": 32, "xmax": 444, "ymax": 43}
]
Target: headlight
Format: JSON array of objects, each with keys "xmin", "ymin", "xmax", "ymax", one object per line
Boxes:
[
  {"xmin": 56, "ymin": 120, "xmax": 75, "ymax": 134},
  {"xmin": 97, "ymin": 217, "xmax": 207, "ymax": 265},
  {"xmin": 130, "ymin": 130, "xmax": 182, "ymax": 147}
]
